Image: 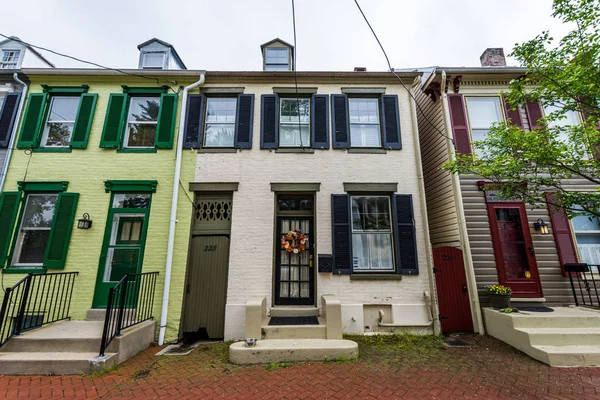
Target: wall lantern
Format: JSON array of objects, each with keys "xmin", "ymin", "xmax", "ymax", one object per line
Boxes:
[
  {"xmin": 533, "ymin": 218, "xmax": 549, "ymax": 235},
  {"xmin": 77, "ymin": 213, "xmax": 93, "ymax": 229}
]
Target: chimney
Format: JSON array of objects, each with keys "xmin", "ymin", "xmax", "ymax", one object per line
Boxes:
[
  {"xmin": 480, "ymin": 48, "xmax": 506, "ymax": 67},
  {"xmin": 354, "ymin": 67, "xmax": 367, "ymax": 72}
]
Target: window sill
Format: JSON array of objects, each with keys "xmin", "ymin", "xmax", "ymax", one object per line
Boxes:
[
  {"xmin": 33, "ymin": 147, "xmax": 73, "ymax": 153},
  {"xmin": 117, "ymin": 148, "xmax": 158, "ymax": 153},
  {"xmin": 275, "ymin": 148, "xmax": 315, "ymax": 154},
  {"xmin": 347, "ymin": 148, "xmax": 387, "ymax": 154},
  {"xmin": 198, "ymin": 148, "xmax": 238, "ymax": 153},
  {"xmin": 3, "ymin": 267, "xmax": 47, "ymax": 274},
  {"xmin": 350, "ymin": 274, "xmax": 402, "ymax": 281}
]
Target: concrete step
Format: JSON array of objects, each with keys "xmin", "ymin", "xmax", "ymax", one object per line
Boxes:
[
  {"xmin": 229, "ymin": 339, "xmax": 358, "ymax": 365},
  {"xmin": 86, "ymin": 309, "xmax": 106, "ymax": 321},
  {"xmin": 262, "ymin": 324, "xmax": 327, "ymax": 340},
  {"xmin": 0, "ymin": 352, "xmax": 118, "ymax": 375},
  {"xmin": 510, "ymin": 308, "xmax": 600, "ymax": 329},
  {"xmin": 533, "ymin": 345, "xmax": 600, "ymax": 367},
  {"xmin": 517, "ymin": 327, "xmax": 600, "ymax": 346},
  {"xmin": 2, "ymin": 321, "xmax": 103, "ymax": 353},
  {"xmin": 270, "ymin": 307, "xmax": 319, "ymax": 317}
]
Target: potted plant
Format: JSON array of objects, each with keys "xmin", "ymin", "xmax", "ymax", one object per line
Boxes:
[{"xmin": 484, "ymin": 284, "xmax": 512, "ymax": 309}]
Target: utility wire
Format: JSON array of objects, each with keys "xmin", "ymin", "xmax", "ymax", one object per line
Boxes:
[
  {"xmin": 0, "ymin": 33, "xmax": 178, "ymax": 94},
  {"xmin": 291, "ymin": 0, "xmax": 306, "ymax": 149},
  {"xmin": 352, "ymin": 1, "xmax": 454, "ymax": 144}
]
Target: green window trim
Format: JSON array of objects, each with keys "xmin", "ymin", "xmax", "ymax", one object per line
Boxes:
[
  {"xmin": 121, "ymin": 85, "xmax": 169, "ymax": 94},
  {"xmin": 17, "ymin": 181, "xmax": 69, "ymax": 192},
  {"xmin": 41, "ymin": 84, "xmax": 90, "ymax": 94},
  {"xmin": 3, "ymin": 267, "xmax": 47, "ymax": 274},
  {"xmin": 104, "ymin": 180, "xmax": 158, "ymax": 193},
  {"xmin": 33, "ymin": 147, "xmax": 73, "ymax": 153}
]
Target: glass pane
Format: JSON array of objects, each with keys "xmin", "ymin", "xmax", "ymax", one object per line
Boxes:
[
  {"xmin": 544, "ymin": 104, "xmax": 580, "ymax": 128},
  {"xmin": 112, "ymin": 194, "xmax": 150, "ymax": 209},
  {"xmin": 130, "ymin": 221, "xmax": 142, "ymax": 241},
  {"xmin": 290, "ymin": 266, "xmax": 299, "ymax": 280},
  {"xmin": 572, "ymin": 214, "xmax": 600, "ymax": 231},
  {"xmin": 300, "ymin": 266, "xmax": 309, "ymax": 281},
  {"xmin": 127, "ymin": 123, "xmax": 156, "ymax": 147},
  {"xmin": 370, "ymin": 234, "xmax": 394, "ymax": 269},
  {"xmin": 466, "ymin": 97, "xmax": 502, "ymax": 128},
  {"xmin": 120, "ymin": 221, "xmax": 132, "ymax": 241},
  {"xmin": 290, "ymin": 282, "xmax": 300, "ymax": 297},
  {"xmin": 280, "ymin": 124, "xmax": 310, "ymax": 147},
  {"xmin": 48, "ymin": 97, "xmax": 79, "ymax": 121},
  {"xmin": 143, "ymin": 53, "xmax": 165, "ymax": 68},
  {"xmin": 106, "ymin": 248, "xmax": 140, "ymax": 282},
  {"xmin": 265, "ymin": 48, "xmax": 289, "ymax": 63},
  {"xmin": 44, "ymin": 123, "xmax": 74, "ymax": 147},
  {"xmin": 350, "ymin": 124, "xmax": 381, "ymax": 147},
  {"xmin": 128, "ymin": 97, "xmax": 160, "ymax": 122},
  {"xmin": 265, "ymin": 64, "xmax": 289, "ymax": 71},
  {"xmin": 280, "ymin": 99, "xmax": 310, "ymax": 123},
  {"xmin": 206, "ymin": 98, "xmax": 236, "ymax": 123},
  {"xmin": 300, "ymin": 282, "xmax": 309, "ymax": 298},
  {"xmin": 352, "ymin": 234, "xmax": 370, "ymax": 270},
  {"xmin": 280, "ymin": 265, "xmax": 289, "ymax": 281},
  {"xmin": 280, "ymin": 282, "xmax": 289, "ymax": 297},
  {"xmin": 204, "ymin": 124, "xmax": 235, "ymax": 147},
  {"xmin": 349, "ymin": 98, "xmax": 379, "ymax": 123},
  {"xmin": 22, "ymin": 195, "xmax": 58, "ymax": 228},
  {"xmin": 351, "ymin": 196, "xmax": 391, "ymax": 232},
  {"xmin": 494, "ymin": 208, "xmax": 531, "ymax": 279},
  {"xmin": 16, "ymin": 230, "xmax": 50, "ymax": 264}
]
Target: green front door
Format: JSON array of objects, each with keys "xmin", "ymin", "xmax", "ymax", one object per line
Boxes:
[{"xmin": 92, "ymin": 193, "xmax": 151, "ymax": 308}]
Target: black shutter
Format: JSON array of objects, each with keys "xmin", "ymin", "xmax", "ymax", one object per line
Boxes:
[
  {"xmin": 331, "ymin": 194, "xmax": 352, "ymax": 275},
  {"xmin": 0, "ymin": 93, "xmax": 21, "ymax": 148},
  {"xmin": 235, "ymin": 94, "xmax": 254, "ymax": 149},
  {"xmin": 331, "ymin": 94, "xmax": 350, "ymax": 148},
  {"xmin": 381, "ymin": 95, "xmax": 402, "ymax": 150},
  {"xmin": 311, "ymin": 94, "xmax": 329, "ymax": 149},
  {"xmin": 183, "ymin": 94, "xmax": 204, "ymax": 149},
  {"xmin": 394, "ymin": 194, "xmax": 419, "ymax": 275},
  {"xmin": 260, "ymin": 94, "xmax": 278, "ymax": 149}
]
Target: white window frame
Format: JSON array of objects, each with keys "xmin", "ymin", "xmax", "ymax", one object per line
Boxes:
[
  {"xmin": 543, "ymin": 104, "xmax": 583, "ymax": 145},
  {"xmin": 264, "ymin": 48, "xmax": 290, "ymax": 71},
  {"xmin": 569, "ymin": 208, "xmax": 600, "ymax": 273},
  {"xmin": 141, "ymin": 52, "xmax": 166, "ymax": 70},
  {"xmin": 349, "ymin": 98, "xmax": 382, "ymax": 148},
  {"xmin": 11, "ymin": 193, "xmax": 58, "ymax": 268},
  {"xmin": 203, "ymin": 97, "xmax": 237, "ymax": 148},
  {"xmin": 0, "ymin": 49, "xmax": 21, "ymax": 69},
  {"xmin": 350, "ymin": 195, "xmax": 395, "ymax": 272},
  {"xmin": 123, "ymin": 96, "xmax": 160, "ymax": 149},
  {"xmin": 40, "ymin": 96, "xmax": 80, "ymax": 148},
  {"xmin": 279, "ymin": 97, "xmax": 310, "ymax": 147}
]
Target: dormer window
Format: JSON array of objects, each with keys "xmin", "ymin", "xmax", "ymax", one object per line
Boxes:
[
  {"xmin": 265, "ymin": 48, "xmax": 290, "ymax": 71},
  {"xmin": 1, "ymin": 50, "xmax": 21, "ymax": 68},
  {"xmin": 141, "ymin": 52, "xmax": 166, "ymax": 69}
]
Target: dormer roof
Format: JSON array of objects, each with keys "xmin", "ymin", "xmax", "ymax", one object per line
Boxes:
[
  {"xmin": 0, "ymin": 36, "xmax": 55, "ymax": 68},
  {"xmin": 137, "ymin": 38, "xmax": 187, "ymax": 70},
  {"xmin": 260, "ymin": 38, "xmax": 294, "ymax": 58}
]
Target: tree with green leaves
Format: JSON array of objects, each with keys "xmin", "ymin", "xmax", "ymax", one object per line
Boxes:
[{"xmin": 444, "ymin": 0, "xmax": 600, "ymax": 218}]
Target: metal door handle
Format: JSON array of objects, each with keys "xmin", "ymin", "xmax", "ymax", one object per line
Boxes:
[
  {"xmin": 529, "ymin": 246, "xmax": 535, "ymax": 256},
  {"xmin": 462, "ymin": 284, "xmax": 467, "ymax": 294}
]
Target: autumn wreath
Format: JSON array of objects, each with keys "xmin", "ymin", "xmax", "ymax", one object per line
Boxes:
[{"xmin": 281, "ymin": 229, "xmax": 308, "ymax": 253}]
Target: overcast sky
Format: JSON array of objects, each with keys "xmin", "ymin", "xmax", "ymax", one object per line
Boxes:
[{"xmin": 1, "ymin": 0, "xmax": 571, "ymax": 71}]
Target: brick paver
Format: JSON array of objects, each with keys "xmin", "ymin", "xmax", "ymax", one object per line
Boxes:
[{"xmin": 1, "ymin": 335, "xmax": 599, "ymax": 399}]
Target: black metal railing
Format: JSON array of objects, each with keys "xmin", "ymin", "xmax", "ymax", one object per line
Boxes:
[
  {"xmin": 564, "ymin": 263, "xmax": 600, "ymax": 308},
  {"xmin": 0, "ymin": 272, "xmax": 78, "ymax": 347},
  {"xmin": 99, "ymin": 272, "xmax": 158, "ymax": 357}
]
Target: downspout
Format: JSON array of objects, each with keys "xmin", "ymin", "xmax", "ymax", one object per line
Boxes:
[
  {"xmin": 409, "ymin": 76, "xmax": 441, "ymax": 335},
  {"xmin": 440, "ymin": 70, "xmax": 485, "ymax": 334},
  {"xmin": 158, "ymin": 73, "xmax": 205, "ymax": 345},
  {"xmin": 0, "ymin": 73, "xmax": 28, "ymax": 193}
]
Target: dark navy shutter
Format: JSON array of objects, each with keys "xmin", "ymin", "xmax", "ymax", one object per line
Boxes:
[
  {"xmin": 525, "ymin": 101, "xmax": 544, "ymax": 131},
  {"xmin": 0, "ymin": 92, "xmax": 21, "ymax": 148},
  {"xmin": 235, "ymin": 94, "xmax": 254, "ymax": 149},
  {"xmin": 381, "ymin": 94, "xmax": 402, "ymax": 150},
  {"xmin": 311, "ymin": 94, "xmax": 329, "ymax": 149},
  {"xmin": 447, "ymin": 94, "xmax": 471, "ymax": 156},
  {"xmin": 331, "ymin": 94, "xmax": 350, "ymax": 148},
  {"xmin": 183, "ymin": 94, "xmax": 204, "ymax": 149},
  {"xmin": 502, "ymin": 96, "xmax": 524, "ymax": 129},
  {"xmin": 394, "ymin": 194, "xmax": 419, "ymax": 275},
  {"xmin": 260, "ymin": 94, "xmax": 278, "ymax": 149},
  {"xmin": 331, "ymin": 194, "xmax": 352, "ymax": 275}
]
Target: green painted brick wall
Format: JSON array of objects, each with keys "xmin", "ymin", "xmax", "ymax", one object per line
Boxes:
[{"xmin": 3, "ymin": 75, "xmax": 197, "ymax": 344}]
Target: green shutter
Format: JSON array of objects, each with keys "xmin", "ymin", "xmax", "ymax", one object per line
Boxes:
[
  {"xmin": 155, "ymin": 93, "xmax": 178, "ymax": 149},
  {"xmin": 16, "ymin": 93, "xmax": 47, "ymax": 149},
  {"xmin": 43, "ymin": 192, "xmax": 79, "ymax": 269},
  {"xmin": 100, "ymin": 94, "xmax": 127, "ymax": 148},
  {"xmin": 71, "ymin": 93, "xmax": 98, "ymax": 149},
  {"xmin": 0, "ymin": 192, "xmax": 21, "ymax": 267}
]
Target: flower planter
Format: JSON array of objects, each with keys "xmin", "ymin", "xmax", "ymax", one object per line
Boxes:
[{"xmin": 489, "ymin": 293, "xmax": 511, "ymax": 309}]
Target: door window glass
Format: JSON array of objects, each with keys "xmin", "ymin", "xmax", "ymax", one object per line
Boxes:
[
  {"xmin": 103, "ymin": 213, "xmax": 145, "ymax": 282},
  {"xmin": 494, "ymin": 208, "xmax": 531, "ymax": 279}
]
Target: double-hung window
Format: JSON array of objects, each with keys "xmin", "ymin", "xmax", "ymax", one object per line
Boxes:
[
  {"xmin": 264, "ymin": 48, "xmax": 290, "ymax": 71},
  {"xmin": 544, "ymin": 104, "xmax": 581, "ymax": 143},
  {"xmin": 204, "ymin": 97, "xmax": 237, "ymax": 147},
  {"xmin": 40, "ymin": 96, "xmax": 80, "ymax": 148},
  {"xmin": 1, "ymin": 50, "xmax": 20, "ymax": 69},
  {"xmin": 465, "ymin": 97, "xmax": 503, "ymax": 157},
  {"xmin": 571, "ymin": 208, "xmax": 600, "ymax": 267},
  {"xmin": 349, "ymin": 98, "xmax": 381, "ymax": 147},
  {"xmin": 280, "ymin": 97, "xmax": 310, "ymax": 147},
  {"xmin": 124, "ymin": 96, "xmax": 160, "ymax": 148},
  {"xmin": 141, "ymin": 52, "xmax": 166, "ymax": 69},
  {"xmin": 351, "ymin": 196, "xmax": 395, "ymax": 271}
]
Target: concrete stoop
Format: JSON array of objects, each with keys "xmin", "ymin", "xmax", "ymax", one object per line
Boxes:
[
  {"xmin": 229, "ymin": 339, "xmax": 358, "ymax": 364},
  {"xmin": 482, "ymin": 307, "xmax": 600, "ymax": 367},
  {"xmin": 0, "ymin": 319, "xmax": 155, "ymax": 375}
]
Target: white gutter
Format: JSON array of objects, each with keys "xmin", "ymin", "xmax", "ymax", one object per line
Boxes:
[
  {"xmin": 158, "ymin": 73, "xmax": 205, "ymax": 345},
  {"xmin": 440, "ymin": 70, "xmax": 485, "ymax": 334},
  {"xmin": 0, "ymin": 73, "xmax": 28, "ymax": 193}
]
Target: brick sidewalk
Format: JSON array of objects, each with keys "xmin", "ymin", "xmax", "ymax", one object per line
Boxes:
[{"xmin": 0, "ymin": 335, "xmax": 599, "ymax": 399}]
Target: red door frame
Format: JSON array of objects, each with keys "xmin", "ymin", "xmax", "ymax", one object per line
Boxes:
[{"xmin": 486, "ymin": 202, "xmax": 544, "ymax": 298}]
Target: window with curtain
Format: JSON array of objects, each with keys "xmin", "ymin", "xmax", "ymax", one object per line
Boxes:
[
  {"xmin": 349, "ymin": 98, "xmax": 381, "ymax": 148},
  {"xmin": 279, "ymin": 98, "xmax": 310, "ymax": 147},
  {"xmin": 351, "ymin": 196, "xmax": 394, "ymax": 271},
  {"xmin": 571, "ymin": 208, "xmax": 600, "ymax": 269},
  {"xmin": 204, "ymin": 97, "xmax": 237, "ymax": 147}
]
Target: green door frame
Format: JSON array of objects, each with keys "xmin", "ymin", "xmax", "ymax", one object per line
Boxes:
[{"xmin": 92, "ymin": 192, "xmax": 152, "ymax": 308}]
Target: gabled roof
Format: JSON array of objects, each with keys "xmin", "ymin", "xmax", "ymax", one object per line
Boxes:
[
  {"xmin": 137, "ymin": 38, "xmax": 187, "ymax": 69},
  {"xmin": 0, "ymin": 36, "xmax": 55, "ymax": 68},
  {"xmin": 260, "ymin": 38, "xmax": 295, "ymax": 58}
]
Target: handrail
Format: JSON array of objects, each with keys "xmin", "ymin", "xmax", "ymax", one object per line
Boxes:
[
  {"xmin": 0, "ymin": 272, "xmax": 78, "ymax": 347},
  {"xmin": 99, "ymin": 271, "xmax": 158, "ymax": 357},
  {"xmin": 564, "ymin": 263, "xmax": 600, "ymax": 308}
]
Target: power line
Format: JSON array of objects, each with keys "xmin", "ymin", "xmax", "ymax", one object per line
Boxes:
[{"xmin": 352, "ymin": 1, "xmax": 454, "ymax": 144}]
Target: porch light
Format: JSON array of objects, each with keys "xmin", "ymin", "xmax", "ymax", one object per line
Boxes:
[
  {"xmin": 533, "ymin": 218, "xmax": 549, "ymax": 235},
  {"xmin": 77, "ymin": 213, "xmax": 93, "ymax": 229}
]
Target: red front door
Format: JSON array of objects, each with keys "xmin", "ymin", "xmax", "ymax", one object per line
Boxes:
[
  {"xmin": 433, "ymin": 247, "xmax": 474, "ymax": 333},
  {"xmin": 487, "ymin": 203, "xmax": 543, "ymax": 298}
]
